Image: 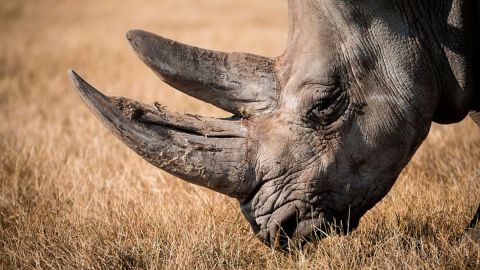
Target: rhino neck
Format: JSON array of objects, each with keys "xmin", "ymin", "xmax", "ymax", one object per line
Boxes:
[
  {"xmin": 412, "ymin": 0, "xmax": 476, "ymax": 124},
  {"xmin": 386, "ymin": 0, "xmax": 474, "ymax": 123}
]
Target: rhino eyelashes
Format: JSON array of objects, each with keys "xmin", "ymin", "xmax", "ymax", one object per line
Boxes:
[{"xmin": 308, "ymin": 90, "xmax": 349, "ymax": 127}]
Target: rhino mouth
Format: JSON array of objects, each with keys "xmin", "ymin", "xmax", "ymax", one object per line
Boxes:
[
  {"xmin": 241, "ymin": 196, "xmax": 360, "ymax": 251},
  {"xmin": 273, "ymin": 212, "xmax": 359, "ymax": 250}
]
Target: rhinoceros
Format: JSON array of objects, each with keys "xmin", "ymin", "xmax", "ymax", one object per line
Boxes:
[{"xmin": 68, "ymin": 0, "xmax": 480, "ymax": 250}]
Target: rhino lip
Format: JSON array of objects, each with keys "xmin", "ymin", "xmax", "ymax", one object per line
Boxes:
[
  {"xmin": 268, "ymin": 214, "xmax": 331, "ymax": 251},
  {"xmin": 248, "ymin": 202, "xmax": 360, "ymax": 251}
]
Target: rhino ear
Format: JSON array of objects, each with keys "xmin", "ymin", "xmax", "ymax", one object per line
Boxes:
[{"xmin": 126, "ymin": 30, "xmax": 279, "ymax": 118}]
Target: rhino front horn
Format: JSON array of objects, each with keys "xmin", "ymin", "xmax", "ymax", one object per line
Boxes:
[{"xmin": 68, "ymin": 70, "xmax": 251, "ymax": 199}]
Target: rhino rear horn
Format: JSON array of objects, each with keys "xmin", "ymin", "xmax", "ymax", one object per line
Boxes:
[{"xmin": 126, "ymin": 30, "xmax": 279, "ymax": 117}]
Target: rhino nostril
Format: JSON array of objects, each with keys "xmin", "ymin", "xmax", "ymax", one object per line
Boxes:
[{"xmin": 277, "ymin": 217, "xmax": 298, "ymax": 250}]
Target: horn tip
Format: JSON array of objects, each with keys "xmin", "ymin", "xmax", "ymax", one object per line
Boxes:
[
  {"xmin": 126, "ymin": 29, "xmax": 171, "ymax": 54},
  {"xmin": 67, "ymin": 68, "xmax": 77, "ymax": 80},
  {"xmin": 126, "ymin": 29, "xmax": 150, "ymax": 47},
  {"xmin": 126, "ymin": 29, "xmax": 144, "ymax": 40},
  {"xmin": 68, "ymin": 69, "xmax": 84, "ymax": 91},
  {"xmin": 67, "ymin": 69, "xmax": 108, "ymax": 107}
]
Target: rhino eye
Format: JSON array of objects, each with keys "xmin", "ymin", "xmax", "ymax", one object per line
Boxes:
[{"xmin": 307, "ymin": 89, "xmax": 348, "ymax": 126}]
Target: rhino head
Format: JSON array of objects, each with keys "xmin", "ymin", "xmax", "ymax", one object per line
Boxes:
[{"xmin": 69, "ymin": 0, "xmax": 478, "ymax": 249}]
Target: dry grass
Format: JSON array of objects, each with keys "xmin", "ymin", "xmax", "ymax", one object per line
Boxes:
[{"xmin": 0, "ymin": 0, "xmax": 479, "ymax": 269}]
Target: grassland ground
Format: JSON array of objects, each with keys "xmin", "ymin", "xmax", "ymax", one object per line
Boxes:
[{"xmin": 1, "ymin": 0, "xmax": 479, "ymax": 269}]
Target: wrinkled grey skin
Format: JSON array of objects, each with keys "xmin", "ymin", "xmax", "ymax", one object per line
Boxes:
[{"xmin": 69, "ymin": 0, "xmax": 480, "ymax": 250}]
